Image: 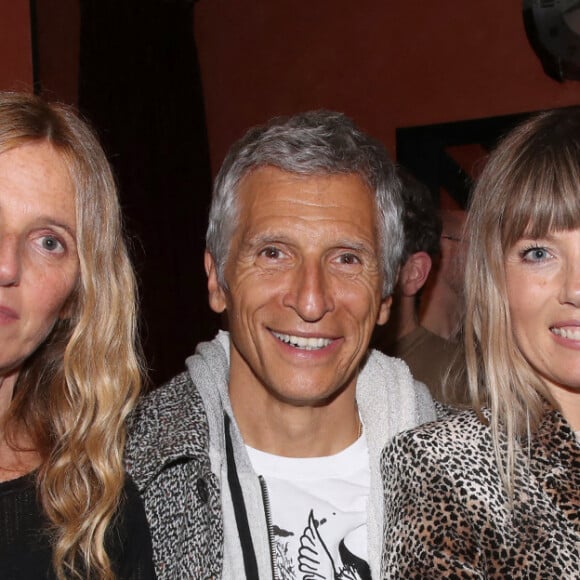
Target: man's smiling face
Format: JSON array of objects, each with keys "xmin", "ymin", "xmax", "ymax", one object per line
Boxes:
[{"xmin": 206, "ymin": 166, "xmax": 391, "ymax": 407}]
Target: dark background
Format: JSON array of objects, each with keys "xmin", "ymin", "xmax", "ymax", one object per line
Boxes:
[{"xmin": 2, "ymin": 1, "xmax": 579, "ymax": 383}]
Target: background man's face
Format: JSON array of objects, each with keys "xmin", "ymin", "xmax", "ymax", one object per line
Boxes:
[
  {"xmin": 207, "ymin": 166, "xmax": 391, "ymax": 406},
  {"xmin": 439, "ymin": 209, "xmax": 467, "ymax": 295}
]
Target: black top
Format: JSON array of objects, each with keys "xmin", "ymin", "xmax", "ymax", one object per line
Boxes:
[{"xmin": 0, "ymin": 471, "xmax": 156, "ymax": 579}]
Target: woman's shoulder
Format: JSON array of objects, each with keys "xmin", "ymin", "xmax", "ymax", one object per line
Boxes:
[
  {"xmin": 109, "ymin": 476, "xmax": 156, "ymax": 579},
  {"xmin": 387, "ymin": 407, "xmax": 493, "ymax": 458},
  {"xmin": 382, "ymin": 409, "xmax": 501, "ymax": 493}
]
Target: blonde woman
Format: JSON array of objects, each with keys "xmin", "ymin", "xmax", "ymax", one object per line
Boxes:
[
  {"xmin": 381, "ymin": 108, "xmax": 580, "ymax": 578},
  {"xmin": 0, "ymin": 92, "xmax": 154, "ymax": 579}
]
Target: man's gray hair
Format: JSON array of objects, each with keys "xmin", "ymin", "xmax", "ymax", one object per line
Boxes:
[{"xmin": 206, "ymin": 110, "xmax": 404, "ymax": 296}]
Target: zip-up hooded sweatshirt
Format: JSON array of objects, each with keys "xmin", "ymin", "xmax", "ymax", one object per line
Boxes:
[{"xmin": 126, "ymin": 331, "xmax": 436, "ymax": 579}]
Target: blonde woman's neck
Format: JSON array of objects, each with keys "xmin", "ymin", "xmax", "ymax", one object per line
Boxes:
[
  {"xmin": 0, "ymin": 370, "xmax": 18, "ymax": 416},
  {"xmin": 0, "ymin": 371, "xmax": 40, "ymax": 482}
]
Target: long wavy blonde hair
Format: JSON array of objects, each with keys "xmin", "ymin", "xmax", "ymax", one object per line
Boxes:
[
  {"xmin": 0, "ymin": 92, "xmax": 143, "ymax": 578},
  {"xmin": 453, "ymin": 107, "xmax": 580, "ymax": 495}
]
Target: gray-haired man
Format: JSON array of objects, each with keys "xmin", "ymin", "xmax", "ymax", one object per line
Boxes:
[{"xmin": 126, "ymin": 111, "xmax": 435, "ymax": 579}]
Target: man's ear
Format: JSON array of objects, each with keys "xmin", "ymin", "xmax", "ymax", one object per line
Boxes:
[
  {"xmin": 204, "ymin": 250, "xmax": 227, "ymax": 314},
  {"xmin": 376, "ymin": 294, "xmax": 392, "ymax": 326},
  {"xmin": 399, "ymin": 252, "xmax": 432, "ymax": 298}
]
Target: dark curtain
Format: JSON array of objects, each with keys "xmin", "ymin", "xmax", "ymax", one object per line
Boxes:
[{"xmin": 78, "ymin": 0, "xmax": 219, "ymax": 384}]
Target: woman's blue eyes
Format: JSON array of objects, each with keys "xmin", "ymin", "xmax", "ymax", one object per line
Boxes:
[
  {"xmin": 40, "ymin": 235, "xmax": 65, "ymax": 253},
  {"xmin": 522, "ymin": 246, "xmax": 549, "ymax": 262}
]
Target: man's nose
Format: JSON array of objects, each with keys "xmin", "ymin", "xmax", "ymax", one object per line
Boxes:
[{"xmin": 283, "ymin": 260, "xmax": 334, "ymax": 322}]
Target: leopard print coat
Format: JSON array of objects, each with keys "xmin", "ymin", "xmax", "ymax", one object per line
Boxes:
[{"xmin": 381, "ymin": 407, "xmax": 580, "ymax": 579}]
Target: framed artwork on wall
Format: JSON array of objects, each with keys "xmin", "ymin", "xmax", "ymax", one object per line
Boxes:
[{"xmin": 396, "ymin": 112, "xmax": 534, "ymax": 209}]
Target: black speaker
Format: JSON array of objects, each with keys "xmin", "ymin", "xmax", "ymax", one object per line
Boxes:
[{"xmin": 523, "ymin": 0, "xmax": 580, "ymax": 81}]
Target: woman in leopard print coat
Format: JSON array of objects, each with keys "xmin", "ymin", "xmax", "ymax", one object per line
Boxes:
[{"xmin": 381, "ymin": 108, "xmax": 580, "ymax": 579}]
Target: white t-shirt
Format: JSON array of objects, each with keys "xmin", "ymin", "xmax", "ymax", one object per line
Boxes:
[{"xmin": 247, "ymin": 432, "xmax": 371, "ymax": 580}]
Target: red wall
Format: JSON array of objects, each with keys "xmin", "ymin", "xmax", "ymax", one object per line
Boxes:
[
  {"xmin": 0, "ymin": 1, "xmax": 33, "ymax": 90},
  {"xmin": 14, "ymin": 2, "xmax": 580, "ymax": 173},
  {"xmin": 194, "ymin": 0, "xmax": 580, "ymax": 173}
]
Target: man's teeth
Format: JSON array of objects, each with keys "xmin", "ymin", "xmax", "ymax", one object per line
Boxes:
[
  {"xmin": 551, "ymin": 327, "xmax": 580, "ymax": 340},
  {"xmin": 272, "ymin": 332, "xmax": 332, "ymax": 350}
]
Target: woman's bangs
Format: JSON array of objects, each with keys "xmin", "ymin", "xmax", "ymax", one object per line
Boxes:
[{"xmin": 503, "ymin": 161, "xmax": 580, "ymax": 246}]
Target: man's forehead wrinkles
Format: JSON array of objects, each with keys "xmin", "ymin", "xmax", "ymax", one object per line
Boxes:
[
  {"xmin": 244, "ymin": 193, "xmax": 352, "ymax": 213},
  {"xmin": 242, "ymin": 229, "xmax": 375, "ymax": 250}
]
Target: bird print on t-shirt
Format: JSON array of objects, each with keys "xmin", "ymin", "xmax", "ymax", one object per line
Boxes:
[{"xmin": 296, "ymin": 510, "xmax": 370, "ymax": 580}]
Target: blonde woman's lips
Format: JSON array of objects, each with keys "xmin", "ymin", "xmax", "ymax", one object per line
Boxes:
[
  {"xmin": 550, "ymin": 325, "xmax": 580, "ymax": 340},
  {"xmin": 0, "ymin": 305, "xmax": 18, "ymax": 322}
]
